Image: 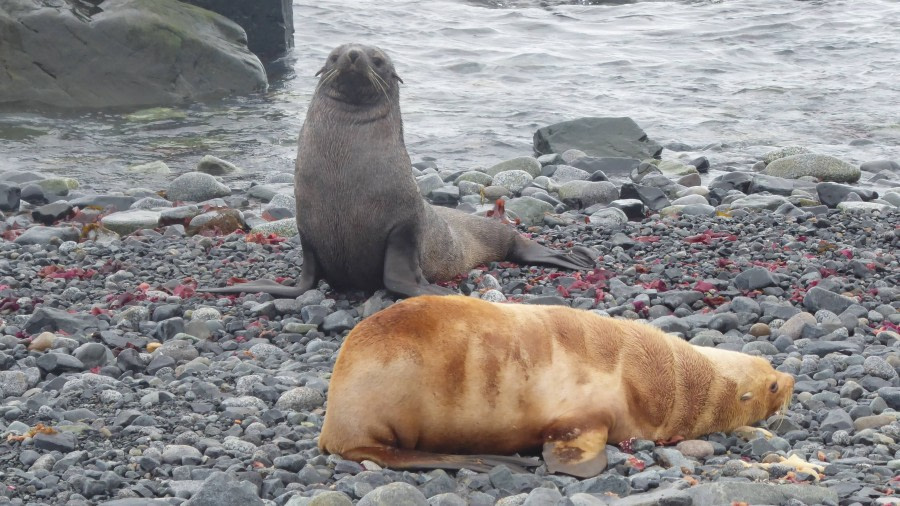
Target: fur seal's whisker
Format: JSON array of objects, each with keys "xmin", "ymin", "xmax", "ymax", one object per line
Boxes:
[
  {"xmin": 373, "ymin": 71, "xmax": 390, "ymax": 96},
  {"xmin": 369, "ymin": 68, "xmax": 391, "ymax": 103},
  {"xmin": 314, "ymin": 69, "xmax": 338, "ymax": 95},
  {"xmin": 366, "ymin": 69, "xmax": 383, "ymax": 96}
]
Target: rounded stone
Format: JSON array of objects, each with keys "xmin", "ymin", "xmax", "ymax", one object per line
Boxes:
[
  {"xmin": 589, "ymin": 207, "xmax": 629, "ymax": 226},
  {"xmin": 864, "ymin": 356, "xmax": 898, "ymax": 380},
  {"xmin": 485, "ymin": 157, "xmax": 542, "ymax": 178},
  {"xmin": 558, "ymin": 180, "xmax": 618, "ymax": 208},
  {"xmin": 656, "ymin": 159, "xmax": 699, "ymax": 178},
  {"xmin": 504, "ymin": 196, "xmax": 553, "ymax": 226},
  {"xmin": 837, "ymin": 201, "xmax": 893, "ymax": 213},
  {"xmin": 221, "ymin": 396, "xmax": 268, "ymax": 411},
  {"xmin": 223, "ymin": 436, "xmax": 258, "ymax": 456},
  {"xmin": 196, "ymin": 155, "xmax": 243, "ymax": 175},
  {"xmin": 154, "ymin": 340, "xmax": 199, "ymax": 362},
  {"xmin": 250, "ymin": 217, "xmax": 299, "ymax": 237},
  {"xmin": 491, "ymin": 170, "xmax": 534, "ymax": 194},
  {"xmin": 729, "ymin": 195, "xmax": 791, "ymax": 211},
  {"xmin": 72, "ymin": 342, "xmax": 114, "ymax": 368},
  {"xmin": 248, "ymin": 343, "xmax": 285, "ymax": 361},
  {"xmin": 742, "ymin": 341, "xmax": 780, "ymax": 356},
  {"xmin": 167, "ymin": 171, "xmax": 231, "ymax": 202},
  {"xmin": 455, "ymin": 171, "xmax": 493, "ymax": 186},
  {"xmin": 551, "ymin": 165, "xmax": 591, "ymax": 183},
  {"xmin": 779, "ymin": 312, "xmax": 816, "ymax": 339},
  {"xmin": 670, "ymin": 194, "xmax": 708, "ymax": 206},
  {"xmin": 675, "ymin": 440, "xmax": 715, "ymax": 459},
  {"xmin": 0, "ymin": 371, "xmax": 29, "ymax": 397},
  {"xmin": 481, "ymin": 289, "xmax": 506, "ymax": 303},
  {"xmin": 762, "ymin": 154, "xmax": 860, "ymax": 183},
  {"xmin": 358, "ymin": 482, "xmax": 427, "ymax": 506},
  {"xmin": 749, "ymin": 323, "xmax": 771, "ymax": 337},
  {"xmin": 276, "ymin": 387, "xmax": 326, "ymax": 412},
  {"xmin": 36, "ymin": 177, "xmax": 77, "ymax": 195},
  {"xmin": 162, "ymin": 444, "xmax": 202, "ymax": 464},
  {"xmin": 457, "ymin": 180, "xmax": 484, "ymax": 197},
  {"xmin": 482, "ymin": 185, "xmax": 511, "ymax": 199},
  {"xmin": 191, "ymin": 307, "xmax": 222, "ymax": 321},
  {"xmin": 681, "ymin": 204, "xmax": 716, "ymax": 216},
  {"xmin": 308, "ymin": 491, "xmax": 354, "ymax": 506},
  {"xmin": 762, "ymin": 146, "xmax": 812, "ymax": 165}
]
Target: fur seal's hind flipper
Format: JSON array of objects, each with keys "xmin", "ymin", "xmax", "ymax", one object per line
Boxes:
[
  {"xmin": 510, "ymin": 237, "xmax": 598, "ymax": 271},
  {"xmin": 342, "ymin": 447, "xmax": 540, "ymax": 474},
  {"xmin": 542, "ymin": 424, "xmax": 609, "ymax": 478},
  {"xmin": 198, "ymin": 279, "xmax": 307, "ymax": 297},
  {"xmin": 199, "ymin": 243, "xmax": 320, "ymax": 298}
]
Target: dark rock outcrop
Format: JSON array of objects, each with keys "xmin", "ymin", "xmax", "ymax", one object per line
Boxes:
[
  {"xmin": 179, "ymin": 0, "xmax": 293, "ymax": 60},
  {"xmin": 0, "ymin": 0, "xmax": 268, "ymax": 108}
]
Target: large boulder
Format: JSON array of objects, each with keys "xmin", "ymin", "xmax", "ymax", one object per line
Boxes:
[
  {"xmin": 534, "ymin": 117, "xmax": 663, "ymax": 160},
  {"xmin": 762, "ymin": 154, "xmax": 860, "ymax": 183},
  {"xmin": 179, "ymin": 0, "xmax": 293, "ymax": 60},
  {"xmin": 0, "ymin": 0, "xmax": 268, "ymax": 108}
]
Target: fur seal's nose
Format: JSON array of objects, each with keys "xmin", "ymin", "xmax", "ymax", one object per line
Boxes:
[{"xmin": 348, "ymin": 49, "xmax": 360, "ymax": 62}]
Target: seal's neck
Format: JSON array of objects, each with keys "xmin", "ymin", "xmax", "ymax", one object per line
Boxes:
[{"xmin": 315, "ymin": 90, "xmax": 401, "ymax": 126}]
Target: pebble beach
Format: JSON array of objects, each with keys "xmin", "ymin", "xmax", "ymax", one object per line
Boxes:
[{"xmin": 1, "ymin": 135, "xmax": 899, "ymax": 506}]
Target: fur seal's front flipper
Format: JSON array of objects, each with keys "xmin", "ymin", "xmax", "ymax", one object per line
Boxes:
[
  {"xmin": 542, "ymin": 422, "xmax": 610, "ymax": 478},
  {"xmin": 342, "ymin": 447, "xmax": 540, "ymax": 474},
  {"xmin": 510, "ymin": 236, "xmax": 598, "ymax": 271},
  {"xmin": 383, "ymin": 224, "xmax": 455, "ymax": 297},
  {"xmin": 200, "ymin": 243, "xmax": 320, "ymax": 297}
]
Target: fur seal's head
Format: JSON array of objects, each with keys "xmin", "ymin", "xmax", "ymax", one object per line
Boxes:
[
  {"xmin": 728, "ymin": 355, "xmax": 795, "ymax": 425},
  {"xmin": 315, "ymin": 43, "xmax": 403, "ymax": 106},
  {"xmin": 691, "ymin": 345, "xmax": 794, "ymax": 434}
]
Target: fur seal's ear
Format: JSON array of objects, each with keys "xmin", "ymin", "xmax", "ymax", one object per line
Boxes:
[
  {"xmin": 740, "ymin": 392, "xmax": 753, "ymax": 401},
  {"xmin": 393, "ymin": 73, "xmax": 404, "ymax": 84}
]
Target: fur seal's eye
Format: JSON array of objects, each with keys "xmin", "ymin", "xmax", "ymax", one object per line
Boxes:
[
  {"xmin": 769, "ymin": 381, "xmax": 778, "ymax": 393},
  {"xmin": 329, "ymin": 55, "xmax": 338, "ymax": 62},
  {"xmin": 372, "ymin": 57, "xmax": 385, "ymax": 67}
]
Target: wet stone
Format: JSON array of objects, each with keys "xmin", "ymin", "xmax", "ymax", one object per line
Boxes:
[
  {"xmin": 563, "ymin": 475, "xmax": 630, "ymax": 497},
  {"xmin": 419, "ymin": 470, "xmax": 456, "ymax": 498},
  {"xmin": 821, "ymin": 408, "xmax": 854, "ymax": 432},
  {"xmin": 734, "ymin": 267, "xmax": 778, "ymax": 290},
  {"xmin": 322, "ymin": 310, "xmax": 356, "ymax": 333},
  {"xmin": 32, "ymin": 201, "xmax": 75, "ymax": 224},
  {"xmin": 33, "ymin": 431, "xmax": 77, "ymax": 452},
  {"xmin": 36, "ymin": 352, "xmax": 85, "ymax": 373},
  {"xmin": 803, "ymin": 287, "xmax": 856, "ymax": 314}
]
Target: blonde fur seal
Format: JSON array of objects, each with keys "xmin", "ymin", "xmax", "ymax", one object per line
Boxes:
[{"xmin": 319, "ymin": 295, "xmax": 795, "ymax": 477}]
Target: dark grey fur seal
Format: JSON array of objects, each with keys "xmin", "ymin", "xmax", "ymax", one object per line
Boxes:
[{"xmin": 203, "ymin": 43, "xmax": 596, "ymax": 298}]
